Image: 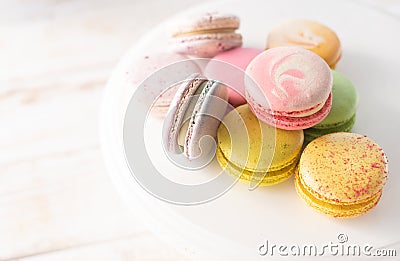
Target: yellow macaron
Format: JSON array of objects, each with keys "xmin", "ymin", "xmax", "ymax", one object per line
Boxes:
[
  {"xmin": 295, "ymin": 132, "xmax": 388, "ymax": 217},
  {"xmin": 216, "ymin": 104, "xmax": 304, "ymax": 186},
  {"xmin": 266, "ymin": 19, "xmax": 342, "ymax": 68}
]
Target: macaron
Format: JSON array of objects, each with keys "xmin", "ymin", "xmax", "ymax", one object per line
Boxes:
[
  {"xmin": 295, "ymin": 132, "xmax": 388, "ymax": 218},
  {"xmin": 170, "ymin": 12, "xmax": 242, "ymax": 58},
  {"xmin": 266, "ymin": 19, "xmax": 342, "ymax": 68},
  {"xmin": 304, "ymin": 71, "xmax": 358, "ymax": 143},
  {"xmin": 164, "ymin": 74, "xmax": 228, "ymax": 159},
  {"xmin": 216, "ymin": 104, "xmax": 304, "ymax": 186},
  {"xmin": 127, "ymin": 52, "xmax": 201, "ymax": 118},
  {"xmin": 204, "ymin": 48, "xmax": 262, "ymax": 107},
  {"xmin": 245, "ymin": 47, "xmax": 333, "ymax": 130}
]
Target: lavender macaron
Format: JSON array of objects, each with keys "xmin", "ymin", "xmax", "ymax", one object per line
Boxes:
[{"xmin": 163, "ymin": 74, "xmax": 228, "ymax": 159}]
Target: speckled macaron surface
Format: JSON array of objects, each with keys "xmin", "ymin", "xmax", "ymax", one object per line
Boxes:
[
  {"xmin": 127, "ymin": 52, "xmax": 201, "ymax": 118},
  {"xmin": 295, "ymin": 132, "xmax": 388, "ymax": 217}
]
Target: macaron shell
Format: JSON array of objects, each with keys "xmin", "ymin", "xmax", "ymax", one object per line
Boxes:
[
  {"xmin": 225, "ymin": 88, "xmax": 246, "ymax": 108},
  {"xmin": 210, "ymin": 47, "xmax": 263, "ymax": 71},
  {"xmin": 217, "ymin": 104, "xmax": 304, "ymax": 172},
  {"xmin": 245, "ymin": 47, "xmax": 332, "ymax": 113},
  {"xmin": 267, "ymin": 20, "xmax": 342, "ymax": 68},
  {"xmin": 299, "ymin": 133, "xmax": 388, "ymax": 204},
  {"xmin": 129, "ymin": 52, "xmax": 200, "ymax": 87},
  {"xmin": 248, "ymin": 92, "xmax": 332, "ymax": 130},
  {"xmin": 185, "ymin": 81, "xmax": 228, "ymax": 159},
  {"xmin": 171, "ymin": 33, "xmax": 242, "ymax": 58},
  {"xmin": 204, "ymin": 48, "xmax": 262, "ymax": 107},
  {"xmin": 163, "ymin": 74, "xmax": 206, "ymax": 153},
  {"xmin": 151, "ymin": 83, "xmax": 181, "ymax": 117}
]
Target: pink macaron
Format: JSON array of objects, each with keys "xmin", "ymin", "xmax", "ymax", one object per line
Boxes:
[
  {"xmin": 245, "ymin": 47, "xmax": 332, "ymax": 130},
  {"xmin": 170, "ymin": 12, "xmax": 242, "ymax": 58},
  {"xmin": 204, "ymin": 47, "xmax": 262, "ymax": 107}
]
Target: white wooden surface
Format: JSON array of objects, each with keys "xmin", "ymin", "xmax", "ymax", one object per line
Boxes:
[
  {"xmin": 1, "ymin": 0, "xmax": 203, "ymax": 260},
  {"xmin": 1, "ymin": 0, "xmax": 399, "ymax": 260}
]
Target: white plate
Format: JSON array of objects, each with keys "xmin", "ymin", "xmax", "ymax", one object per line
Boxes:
[{"xmin": 100, "ymin": 0, "xmax": 400, "ymax": 260}]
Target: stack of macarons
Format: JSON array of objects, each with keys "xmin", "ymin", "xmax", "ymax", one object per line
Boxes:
[{"xmin": 134, "ymin": 12, "xmax": 388, "ymax": 218}]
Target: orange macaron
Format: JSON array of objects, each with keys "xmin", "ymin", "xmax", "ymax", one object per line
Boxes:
[{"xmin": 266, "ymin": 19, "xmax": 342, "ymax": 68}]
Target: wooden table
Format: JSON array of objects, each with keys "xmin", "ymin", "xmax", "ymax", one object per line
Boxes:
[
  {"xmin": 1, "ymin": 0, "xmax": 202, "ymax": 260},
  {"xmin": 2, "ymin": 0, "xmax": 399, "ymax": 260}
]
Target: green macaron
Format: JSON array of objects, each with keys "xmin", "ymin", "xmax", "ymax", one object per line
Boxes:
[{"xmin": 304, "ymin": 71, "xmax": 358, "ymax": 143}]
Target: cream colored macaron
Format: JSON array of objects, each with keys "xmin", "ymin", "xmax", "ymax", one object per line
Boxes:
[{"xmin": 171, "ymin": 12, "xmax": 242, "ymax": 58}]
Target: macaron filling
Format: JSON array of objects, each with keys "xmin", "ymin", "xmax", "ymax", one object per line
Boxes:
[
  {"xmin": 173, "ymin": 28, "xmax": 238, "ymax": 37},
  {"xmin": 177, "ymin": 81, "xmax": 209, "ymax": 147},
  {"xmin": 183, "ymin": 80, "xmax": 215, "ymax": 157},
  {"xmin": 166, "ymin": 75, "xmax": 206, "ymax": 152},
  {"xmin": 173, "ymin": 33, "xmax": 242, "ymax": 43},
  {"xmin": 246, "ymin": 91, "xmax": 329, "ymax": 118}
]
